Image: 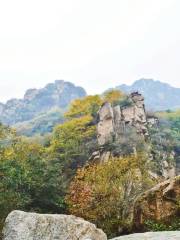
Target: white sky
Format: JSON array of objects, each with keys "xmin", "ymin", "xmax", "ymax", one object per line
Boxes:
[{"xmin": 0, "ymin": 0, "xmax": 180, "ymax": 102}]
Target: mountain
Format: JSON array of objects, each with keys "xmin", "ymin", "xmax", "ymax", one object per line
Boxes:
[
  {"xmin": 116, "ymin": 79, "xmax": 180, "ymax": 111},
  {"xmin": 0, "ymin": 80, "xmax": 86, "ymax": 135}
]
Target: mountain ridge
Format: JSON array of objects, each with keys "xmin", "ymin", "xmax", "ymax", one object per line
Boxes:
[
  {"xmin": 0, "ymin": 80, "xmax": 86, "ymax": 131},
  {"xmin": 116, "ymin": 78, "xmax": 180, "ymax": 111}
]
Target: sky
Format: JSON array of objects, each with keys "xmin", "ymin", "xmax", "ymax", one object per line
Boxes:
[{"xmin": 0, "ymin": 0, "xmax": 180, "ymax": 102}]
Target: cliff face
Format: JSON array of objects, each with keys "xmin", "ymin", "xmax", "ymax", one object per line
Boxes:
[
  {"xmin": 92, "ymin": 92, "xmax": 177, "ymax": 179},
  {"xmin": 93, "ymin": 92, "xmax": 152, "ymax": 164},
  {"xmin": 97, "ymin": 92, "xmax": 148, "ymax": 146}
]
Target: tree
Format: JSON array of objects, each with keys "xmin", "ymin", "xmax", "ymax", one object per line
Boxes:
[
  {"xmin": 103, "ymin": 90, "xmax": 124, "ymax": 106},
  {"xmin": 47, "ymin": 114, "xmax": 97, "ymax": 206},
  {"xmin": 65, "ymin": 95, "xmax": 102, "ymax": 119},
  {"xmin": 66, "ymin": 154, "xmax": 154, "ymax": 237},
  {"xmin": 0, "ymin": 125, "xmax": 66, "ymax": 235}
]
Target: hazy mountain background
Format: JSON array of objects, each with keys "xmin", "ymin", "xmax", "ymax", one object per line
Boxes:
[
  {"xmin": 0, "ymin": 78, "xmax": 179, "ymax": 136},
  {"xmin": 0, "ymin": 80, "xmax": 86, "ymax": 136},
  {"xmin": 116, "ymin": 79, "xmax": 180, "ymax": 111}
]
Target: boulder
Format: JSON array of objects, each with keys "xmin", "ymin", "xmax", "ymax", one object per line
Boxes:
[
  {"xmin": 111, "ymin": 231, "xmax": 180, "ymax": 239},
  {"xmin": 133, "ymin": 175, "xmax": 180, "ymax": 229},
  {"xmin": 2, "ymin": 210, "xmax": 107, "ymax": 240}
]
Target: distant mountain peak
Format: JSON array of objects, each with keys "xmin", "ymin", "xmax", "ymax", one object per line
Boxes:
[
  {"xmin": 0, "ymin": 80, "xmax": 87, "ymax": 126},
  {"xmin": 116, "ymin": 78, "xmax": 180, "ymax": 111}
]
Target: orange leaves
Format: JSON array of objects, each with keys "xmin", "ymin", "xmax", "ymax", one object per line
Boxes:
[{"xmin": 66, "ymin": 154, "xmax": 153, "ymax": 236}]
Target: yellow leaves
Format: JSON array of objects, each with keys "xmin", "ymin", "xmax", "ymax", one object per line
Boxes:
[
  {"xmin": 65, "ymin": 90, "xmax": 125, "ymax": 119},
  {"xmin": 65, "ymin": 95, "xmax": 102, "ymax": 118},
  {"xmin": 66, "ymin": 153, "xmax": 153, "ymax": 235},
  {"xmin": 49, "ymin": 114, "xmax": 96, "ymax": 164},
  {"xmin": 103, "ymin": 90, "xmax": 124, "ymax": 105},
  {"xmin": 53, "ymin": 115, "xmax": 95, "ymax": 144},
  {"xmin": 0, "ymin": 124, "xmax": 15, "ymax": 139}
]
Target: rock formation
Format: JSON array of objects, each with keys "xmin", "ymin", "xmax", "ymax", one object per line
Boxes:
[
  {"xmin": 111, "ymin": 231, "xmax": 180, "ymax": 240},
  {"xmin": 133, "ymin": 175, "xmax": 180, "ymax": 229},
  {"xmin": 92, "ymin": 92, "xmax": 177, "ymax": 178},
  {"xmin": 91, "ymin": 92, "xmax": 152, "ymax": 163},
  {"xmin": 97, "ymin": 92, "xmax": 148, "ymax": 147},
  {"xmin": 2, "ymin": 211, "xmax": 107, "ymax": 240}
]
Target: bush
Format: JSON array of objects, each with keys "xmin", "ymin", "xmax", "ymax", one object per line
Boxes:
[
  {"xmin": 144, "ymin": 218, "xmax": 180, "ymax": 231},
  {"xmin": 66, "ymin": 154, "xmax": 154, "ymax": 237}
]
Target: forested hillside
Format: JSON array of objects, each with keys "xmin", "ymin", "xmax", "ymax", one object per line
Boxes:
[
  {"xmin": 1, "ymin": 79, "xmax": 179, "ymax": 137},
  {"xmin": 0, "ymin": 90, "xmax": 179, "ymax": 238}
]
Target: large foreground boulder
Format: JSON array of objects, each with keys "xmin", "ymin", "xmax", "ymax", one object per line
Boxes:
[
  {"xmin": 133, "ymin": 175, "xmax": 180, "ymax": 229},
  {"xmin": 111, "ymin": 231, "xmax": 180, "ymax": 239},
  {"xmin": 2, "ymin": 210, "xmax": 107, "ymax": 240}
]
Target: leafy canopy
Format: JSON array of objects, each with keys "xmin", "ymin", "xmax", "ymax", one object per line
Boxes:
[{"xmin": 66, "ymin": 154, "xmax": 154, "ymax": 237}]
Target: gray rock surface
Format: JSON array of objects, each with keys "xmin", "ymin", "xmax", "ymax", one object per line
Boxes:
[
  {"xmin": 97, "ymin": 92, "xmax": 148, "ymax": 147},
  {"xmin": 111, "ymin": 231, "xmax": 180, "ymax": 240},
  {"xmin": 2, "ymin": 210, "xmax": 107, "ymax": 240},
  {"xmin": 97, "ymin": 102, "xmax": 114, "ymax": 145}
]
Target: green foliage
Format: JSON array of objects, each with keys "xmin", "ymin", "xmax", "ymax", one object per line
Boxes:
[
  {"xmin": 0, "ymin": 93, "xmax": 179, "ymax": 239},
  {"xmin": 118, "ymin": 96, "xmax": 134, "ymax": 108},
  {"xmin": 66, "ymin": 154, "xmax": 154, "ymax": 237},
  {"xmin": 144, "ymin": 218, "xmax": 180, "ymax": 231},
  {"xmin": 149, "ymin": 110, "xmax": 180, "ymax": 174},
  {"xmin": 106, "ymin": 127, "xmax": 148, "ymax": 157},
  {"xmin": 48, "ymin": 115, "xmax": 97, "ymax": 182},
  {"xmin": 14, "ymin": 108, "xmax": 65, "ymax": 137},
  {"xmin": 103, "ymin": 90, "xmax": 124, "ymax": 106},
  {"xmin": 65, "ymin": 95, "xmax": 102, "ymax": 118},
  {"xmin": 0, "ymin": 125, "xmax": 66, "ymax": 235}
]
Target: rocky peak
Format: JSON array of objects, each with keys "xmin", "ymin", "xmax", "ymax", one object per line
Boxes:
[
  {"xmin": 24, "ymin": 88, "xmax": 38, "ymax": 101},
  {"xmin": 116, "ymin": 79, "xmax": 180, "ymax": 111},
  {"xmin": 0, "ymin": 80, "xmax": 87, "ymax": 125},
  {"xmin": 97, "ymin": 92, "xmax": 148, "ymax": 147}
]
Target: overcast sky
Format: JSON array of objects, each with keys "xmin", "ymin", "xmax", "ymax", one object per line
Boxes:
[{"xmin": 0, "ymin": 0, "xmax": 180, "ymax": 102}]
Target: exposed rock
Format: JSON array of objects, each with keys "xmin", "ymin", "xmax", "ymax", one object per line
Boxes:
[
  {"xmin": 24, "ymin": 89, "xmax": 39, "ymax": 101},
  {"xmin": 94, "ymin": 92, "xmax": 151, "ymax": 163},
  {"xmin": 111, "ymin": 231, "xmax": 180, "ymax": 240},
  {"xmin": 2, "ymin": 210, "xmax": 107, "ymax": 240},
  {"xmin": 133, "ymin": 175, "xmax": 180, "ymax": 229},
  {"xmin": 147, "ymin": 116, "xmax": 158, "ymax": 128},
  {"xmin": 97, "ymin": 102, "xmax": 115, "ymax": 145},
  {"xmin": 97, "ymin": 92, "xmax": 148, "ymax": 147},
  {"xmin": 0, "ymin": 80, "xmax": 86, "ymax": 126},
  {"xmin": 94, "ymin": 92, "xmax": 177, "ymax": 178}
]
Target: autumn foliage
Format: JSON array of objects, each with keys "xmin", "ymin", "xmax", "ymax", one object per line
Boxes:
[{"xmin": 66, "ymin": 154, "xmax": 154, "ymax": 237}]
